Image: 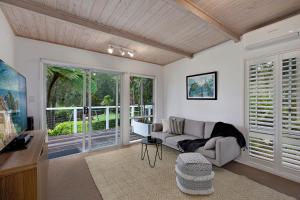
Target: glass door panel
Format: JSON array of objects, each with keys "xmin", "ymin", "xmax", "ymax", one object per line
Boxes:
[
  {"xmin": 45, "ymin": 65, "xmax": 121, "ymax": 157},
  {"xmin": 46, "ymin": 65, "xmax": 86, "ymax": 159},
  {"xmin": 88, "ymin": 71, "xmax": 120, "ymax": 150},
  {"xmin": 130, "ymin": 76, "xmax": 154, "ymax": 142}
]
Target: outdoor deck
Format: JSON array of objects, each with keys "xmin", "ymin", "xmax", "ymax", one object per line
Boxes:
[{"xmin": 47, "ymin": 130, "xmax": 144, "ymax": 159}]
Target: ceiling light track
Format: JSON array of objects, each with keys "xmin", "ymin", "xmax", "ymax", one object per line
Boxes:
[{"xmin": 107, "ymin": 44, "xmax": 135, "ymax": 58}]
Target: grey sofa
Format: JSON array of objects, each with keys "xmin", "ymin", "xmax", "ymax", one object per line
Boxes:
[{"xmin": 151, "ymin": 116, "xmax": 241, "ymax": 167}]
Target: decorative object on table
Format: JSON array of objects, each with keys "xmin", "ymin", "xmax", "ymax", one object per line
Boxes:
[
  {"xmin": 175, "ymin": 153, "xmax": 214, "ymax": 195},
  {"xmin": 140, "ymin": 138, "xmax": 162, "ymax": 168},
  {"xmin": 186, "ymin": 71, "xmax": 217, "ymax": 100}
]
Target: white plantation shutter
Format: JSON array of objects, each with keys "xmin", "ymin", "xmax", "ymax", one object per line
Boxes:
[
  {"xmin": 248, "ymin": 59, "xmax": 276, "ymax": 161},
  {"xmin": 281, "ymin": 52, "xmax": 300, "ymax": 171}
]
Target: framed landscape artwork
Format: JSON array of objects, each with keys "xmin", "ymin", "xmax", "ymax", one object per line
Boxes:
[{"xmin": 186, "ymin": 71, "xmax": 217, "ymax": 100}]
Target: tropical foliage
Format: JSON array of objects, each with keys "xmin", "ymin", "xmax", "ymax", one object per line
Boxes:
[
  {"xmin": 48, "ymin": 113, "xmax": 118, "ymax": 136},
  {"xmin": 46, "ymin": 66, "xmax": 154, "ymax": 135}
]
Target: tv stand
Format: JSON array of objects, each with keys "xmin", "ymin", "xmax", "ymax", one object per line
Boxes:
[
  {"xmin": 0, "ymin": 130, "xmax": 48, "ymax": 200},
  {"xmin": 2, "ymin": 133, "xmax": 33, "ymax": 152}
]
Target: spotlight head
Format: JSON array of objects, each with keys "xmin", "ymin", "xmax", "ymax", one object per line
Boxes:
[
  {"xmin": 120, "ymin": 49, "xmax": 125, "ymax": 56},
  {"xmin": 128, "ymin": 51, "xmax": 134, "ymax": 58},
  {"xmin": 107, "ymin": 46, "xmax": 114, "ymax": 54}
]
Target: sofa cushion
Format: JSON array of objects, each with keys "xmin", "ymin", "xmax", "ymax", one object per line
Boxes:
[
  {"xmin": 203, "ymin": 136, "xmax": 223, "ymax": 150},
  {"xmin": 169, "ymin": 116, "xmax": 185, "ymax": 121},
  {"xmin": 184, "ymin": 119, "xmax": 205, "ymax": 138},
  {"xmin": 151, "ymin": 131, "xmax": 173, "ymax": 142},
  {"xmin": 162, "ymin": 119, "xmax": 170, "ymax": 132},
  {"xmin": 169, "ymin": 117, "xmax": 184, "ymax": 135},
  {"xmin": 165, "ymin": 135, "xmax": 198, "ymax": 147},
  {"xmin": 196, "ymin": 147, "xmax": 216, "ymax": 159},
  {"xmin": 152, "ymin": 123, "xmax": 163, "ymax": 132},
  {"xmin": 204, "ymin": 122, "xmax": 216, "ymax": 139}
]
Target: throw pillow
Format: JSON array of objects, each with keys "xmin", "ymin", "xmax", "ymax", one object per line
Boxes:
[
  {"xmin": 152, "ymin": 123, "xmax": 163, "ymax": 132},
  {"xmin": 203, "ymin": 136, "xmax": 223, "ymax": 150},
  {"xmin": 169, "ymin": 117, "xmax": 184, "ymax": 135},
  {"xmin": 162, "ymin": 119, "xmax": 170, "ymax": 133}
]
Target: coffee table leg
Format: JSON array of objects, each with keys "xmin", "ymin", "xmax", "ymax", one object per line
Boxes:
[
  {"xmin": 141, "ymin": 142, "xmax": 163, "ymax": 168},
  {"xmin": 141, "ymin": 144, "xmax": 147, "ymax": 160},
  {"xmin": 160, "ymin": 143, "xmax": 162, "ymax": 160},
  {"xmin": 146, "ymin": 145, "xmax": 159, "ymax": 168},
  {"xmin": 156, "ymin": 143, "xmax": 162, "ymax": 160}
]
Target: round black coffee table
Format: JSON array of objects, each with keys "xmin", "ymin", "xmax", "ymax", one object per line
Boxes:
[{"xmin": 141, "ymin": 138, "xmax": 162, "ymax": 168}]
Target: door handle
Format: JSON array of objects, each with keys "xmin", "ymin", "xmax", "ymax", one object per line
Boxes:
[{"xmin": 84, "ymin": 106, "xmax": 89, "ymax": 115}]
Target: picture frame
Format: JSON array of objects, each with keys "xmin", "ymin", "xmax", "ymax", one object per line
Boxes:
[{"xmin": 186, "ymin": 71, "xmax": 217, "ymax": 100}]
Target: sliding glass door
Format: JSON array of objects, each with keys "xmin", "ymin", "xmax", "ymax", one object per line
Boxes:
[
  {"xmin": 129, "ymin": 75, "xmax": 154, "ymax": 141},
  {"xmin": 87, "ymin": 71, "xmax": 120, "ymax": 150},
  {"xmin": 46, "ymin": 65, "xmax": 86, "ymax": 158},
  {"xmin": 45, "ymin": 64, "xmax": 121, "ymax": 158}
]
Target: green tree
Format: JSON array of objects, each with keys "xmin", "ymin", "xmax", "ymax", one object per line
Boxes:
[
  {"xmin": 130, "ymin": 76, "xmax": 153, "ymax": 117},
  {"xmin": 47, "ymin": 66, "xmax": 97, "ymax": 107},
  {"xmin": 91, "ymin": 73, "xmax": 117, "ymax": 106},
  {"xmin": 101, "ymin": 95, "xmax": 113, "ymax": 106},
  {"xmin": 47, "ymin": 66, "xmax": 83, "ymax": 107}
]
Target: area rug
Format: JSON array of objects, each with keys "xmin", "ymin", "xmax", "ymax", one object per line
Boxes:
[{"xmin": 85, "ymin": 145, "xmax": 295, "ymax": 200}]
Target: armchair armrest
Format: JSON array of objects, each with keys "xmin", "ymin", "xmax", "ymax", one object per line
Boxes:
[
  {"xmin": 152, "ymin": 123, "xmax": 163, "ymax": 132},
  {"xmin": 215, "ymin": 137, "xmax": 241, "ymax": 167}
]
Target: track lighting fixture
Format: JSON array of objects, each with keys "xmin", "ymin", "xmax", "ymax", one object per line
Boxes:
[
  {"xmin": 127, "ymin": 51, "xmax": 134, "ymax": 58},
  {"xmin": 107, "ymin": 45, "xmax": 114, "ymax": 54},
  {"xmin": 120, "ymin": 49, "xmax": 126, "ymax": 56},
  {"xmin": 107, "ymin": 44, "xmax": 135, "ymax": 58}
]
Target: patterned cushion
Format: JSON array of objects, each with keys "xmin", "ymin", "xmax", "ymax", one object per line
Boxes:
[
  {"xmin": 169, "ymin": 117, "xmax": 184, "ymax": 135},
  {"xmin": 176, "ymin": 175, "xmax": 213, "ymax": 191},
  {"xmin": 176, "ymin": 153, "xmax": 212, "ymax": 177},
  {"xmin": 175, "ymin": 153, "xmax": 214, "ymax": 195},
  {"xmin": 178, "ymin": 153, "xmax": 209, "ymax": 164}
]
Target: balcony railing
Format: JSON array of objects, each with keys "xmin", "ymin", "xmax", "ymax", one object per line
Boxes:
[{"xmin": 46, "ymin": 105, "xmax": 153, "ymax": 134}]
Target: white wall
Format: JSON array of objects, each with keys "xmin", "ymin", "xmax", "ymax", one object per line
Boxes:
[
  {"xmin": 164, "ymin": 42, "xmax": 244, "ymax": 129},
  {"xmin": 164, "ymin": 38, "xmax": 300, "ymax": 123},
  {"xmin": 0, "ymin": 9, "xmax": 15, "ymax": 66},
  {"xmin": 14, "ymin": 37, "xmax": 164, "ymax": 132},
  {"xmin": 163, "ymin": 31, "xmax": 300, "ymax": 163}
]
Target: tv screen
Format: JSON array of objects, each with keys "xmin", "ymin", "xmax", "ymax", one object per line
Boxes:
[{"xmin": 0, "ymin": 60, "xmax": 27, "ymax": 151}]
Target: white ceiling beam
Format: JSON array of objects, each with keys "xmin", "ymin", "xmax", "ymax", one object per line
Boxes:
[
  {"xmin": 0, "ymin": 0, "xmax": 193, "ymax": 58},
  {"xmin": 175, "ymin": 0, "xmax": 240, "ymax": 42}
]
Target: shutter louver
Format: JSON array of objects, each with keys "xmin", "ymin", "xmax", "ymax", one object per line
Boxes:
[
  {"xmin": 248, "ymin": 61, "xmax": 275, "ymax": 161},
  {"xmin": 281, "ymin": 56, "xmax": 300, "ymax": 171}
]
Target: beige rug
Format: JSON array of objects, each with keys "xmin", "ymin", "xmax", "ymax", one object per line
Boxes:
[{"xmin": 85, "ymin": 145, "xmax": 295, "ymax": 200}]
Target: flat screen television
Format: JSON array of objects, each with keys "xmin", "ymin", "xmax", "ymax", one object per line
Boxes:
[{"xmin": 0, "ymin": 59, "xmax": 27, "ymax": 151}]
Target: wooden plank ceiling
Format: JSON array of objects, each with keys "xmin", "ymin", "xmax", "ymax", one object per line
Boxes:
[
  {"xmin": 0, "ymin": 0, "xmax": 300, "ymax": 65},
  {"xmin": 193, "ymin": 0, "xmax": 300, "ymax": 35}
]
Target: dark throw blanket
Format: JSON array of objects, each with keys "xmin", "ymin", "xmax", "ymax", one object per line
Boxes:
[
  {"xmin": 177, "ymin": 122, "xmax": 246, "ymax": 152},
  {"xmin": 177, "ymin": 139, "xmax": 209, "ymax": 152}
]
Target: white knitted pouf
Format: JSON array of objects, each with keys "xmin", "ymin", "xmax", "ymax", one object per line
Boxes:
[{"xmin": 175, "ymin": 153, "xmax": 214, "ymax": 195}]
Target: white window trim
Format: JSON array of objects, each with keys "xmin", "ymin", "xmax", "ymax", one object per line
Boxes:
[{"xmin": 244, "ymin": 49, "xmax": 300, "ymax": 183}]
